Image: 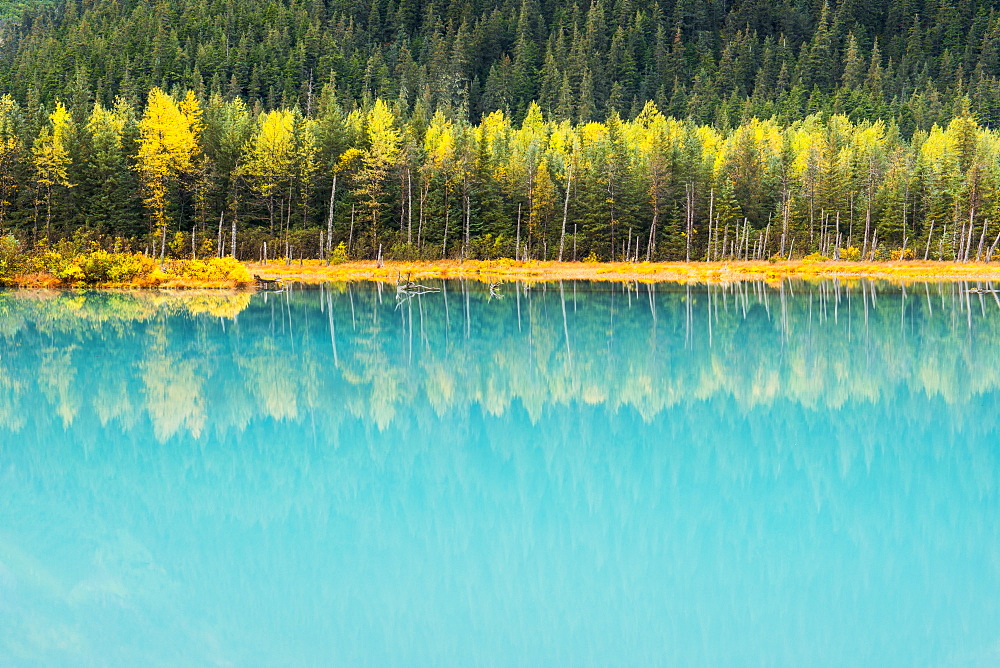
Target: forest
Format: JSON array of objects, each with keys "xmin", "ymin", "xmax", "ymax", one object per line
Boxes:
[{"xmin": 1, "ymin": 0, "xmax": 1000, "ymax": 262}]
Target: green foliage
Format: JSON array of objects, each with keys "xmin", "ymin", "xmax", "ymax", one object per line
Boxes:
[
  {"xmin": 469, "ymin": 234, "xmax": 514, "ymax": 260},
  {"xmin": 0, "ymin": 233, "xmax": 20, "ymax": 282},
  {"xmin": 1, "ymin": 0, "xmax": 999, "ymax": 131}
]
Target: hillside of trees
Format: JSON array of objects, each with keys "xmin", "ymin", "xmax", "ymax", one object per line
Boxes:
[
  {"xmin": 0, "ymin": 1, "xmax": 52, "ymax": 18},
  {"xmin": 0, "ymin": 0, "xmax": 1000, "ymax": 262},
  {"xmin": 5, "ymin": 0, "xmax": 1000, "ymax": 129}
]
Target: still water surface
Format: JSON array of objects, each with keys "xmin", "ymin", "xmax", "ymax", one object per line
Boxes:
[{"xmin": 0, "ymin": 280, "xmax": 998, "ymax": 666}]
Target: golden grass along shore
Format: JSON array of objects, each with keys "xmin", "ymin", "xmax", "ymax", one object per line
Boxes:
[
  {"xmin": 248, "ymin": 259, "xmax": 1000, "ymax": 285},
  {"xmin": 9, "ymin": 258, "xmax": 1000, "ymax": 289}
]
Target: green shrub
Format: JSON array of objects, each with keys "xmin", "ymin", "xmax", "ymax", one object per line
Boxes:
[
  {"xmin": 387, "ymin": 242, "xmax": 418, "ymax": 261},
  {"xmin": 0, "ymin": 234, "xmax": 22, "ymax": 282}
]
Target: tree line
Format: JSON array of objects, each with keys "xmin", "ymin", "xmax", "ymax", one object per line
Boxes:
[
  {"xmin": 5, "ymin": 0, "xmax": 1000, "ymax": 132},
  {"xmin": 2, "ymin": 85, "xmax": 1000, "ymax": 263}
]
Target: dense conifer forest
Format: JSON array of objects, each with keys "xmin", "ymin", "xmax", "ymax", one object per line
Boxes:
[{"xmin": 1, "ymin": 0, "xmax": 1000, "ymax": 263}]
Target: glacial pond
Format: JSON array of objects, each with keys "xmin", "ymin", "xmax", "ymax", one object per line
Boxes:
[{"xmin": 0, "ymin": 280, "xmax": 998, "ymax": 666}]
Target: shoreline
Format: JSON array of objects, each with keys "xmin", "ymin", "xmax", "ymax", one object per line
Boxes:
[
  {"xmin": 247, "ymin": 259, "xmax": 1000, "ymax": 285},
  {"xmin": 9, "ymin": 259, "xmax": 1000, "ymax": 289}
]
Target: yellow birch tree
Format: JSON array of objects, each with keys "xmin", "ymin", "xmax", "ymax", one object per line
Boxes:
[
  {"xmin": 0, "ymin": 95, "xmax": 23, "ymax": 231},
  {"xmin": 32, "ymin": 100, "xmax": 73, "ymax": 240},
  {"xmin": 135, "ymin": 88, "xmax": 200, "ymax": 261},
  {"xmin": 241, "ymin": 109, "xmax": 296, "ymax": 239}
]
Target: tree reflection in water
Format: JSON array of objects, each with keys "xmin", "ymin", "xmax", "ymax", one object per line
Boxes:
[{"xmin": 0, "ymin": 281, "xmax": 998, "ymax": 665}]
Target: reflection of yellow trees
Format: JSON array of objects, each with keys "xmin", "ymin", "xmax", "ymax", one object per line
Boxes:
[
  {"xmin": 2, "ymin": 282, "xmax": 1000, "ymax": 442},
  {"xmin": 39, "ymin": 346, "xmax": 80, "ymax": 427},
  {"xmin": 94, "ymin": 376, "xmax": 136, "ymax": 430},
  {"xmin": 239, "ymin": 337, "xmax": 300, "ymax": 422},
  {"xmin": 184, "ymin": 293, "xmax": 252, "ymax": 319},
  {"xmin": 342, "ymin": 335, "xmax": 407, "ymax": 431},
  {"xmin": 141, "ymin": 323, "xmax": 206, "ymax": 441},
  {"xmin": 141, "ymin": 355, "xmax": 206, "ymax": 441},
  {"xmin": 0, "ymin": 291, "xmax": 250, "ymax": 336},
  {"xmin": 0, "ymin": 361, "xmax": 25, "ymax": 432}
]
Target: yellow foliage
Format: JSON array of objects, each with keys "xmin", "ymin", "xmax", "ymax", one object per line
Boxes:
[
  {"xmin": 33, "ymin": 101, "xmax": 73, "ymax": 190},
  {"xmin": 136, "ymin": 89, "xmax": 201, "ymax": 240},
  {"xmin": 242, "ymin": 109, "xmax": 296, "ymax": 199},
  {"xmin": 165, "ymin": 256, "xmax": 253, "ymax": 285}
]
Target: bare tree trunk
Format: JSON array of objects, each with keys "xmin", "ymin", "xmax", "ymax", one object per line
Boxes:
[
  {"xmin": 685, "ymin": 182, "xmax": 694, "ymax": 262},
  {"xmin": 705, "ymin": 187, "xmax": 714, "ymax": 261},
  {"xmin": 326, "ymin": 174, "xmax": 337, "ymax": 257},
  {"xmin": 515, "ymin": 203, "xmax": 521, "ymax": 260},
  {"xmin": 231, "ymin": 203, "xmax": 237, "ymax": 258},
  {"xmin": 964, "ymin": 208, "xmax": 976, "ymax": 262},
  {"xmin": 848, "ymin": 193, "xmax": 854, "ymax": 245},
  {"xmin": 407, "ymin": 169, "xmax": 412, "ymax": 245},
  {"xmin": 285, "ymin": 185, "xmax": 293, "ymax": 266},
  {"xmin": 559, "ymin": 165, "xmax": 572, "ymax": 261},
  {"xmin": 646, "ymin": 194, "xmax": 658, "ymax": 262},
  {"xmin": 820, "ymin": 209, "xmax": 826, "ymax": 256},
  {"xmin": 217, "ymin": 211, "xmax": 224, "ymax": 258},
  {"xmin": 45, "ymin": 185, "xmax": 52, "ymax": 241},
  {"xmin": 780, "ymin": 189, "xmax": 790, "ymax": 257},
  {"xmin": 159, "ymin": 200, "xmax": 168, "ymax": 264},
  {"xmin": 441, "ymin": 183, "xmax": 450, "ymax": 259},
  {"xmin": 418, "ymin": 181, "xmax": 426, "ymax": 250},
  {"xmin": 863, "ymin": 198, "xmax": 872, "ymax": 259},
  {"xmin": 348, "ymin": 204, "xmax": 355, "ymax": 253},
  {"xmin": 987, "ymin": 226, "xmax": 1000, "ymax": 262},
  {"xmin": 463, "ymin": 175, "xmax": 470, "ymax": 260},
  {"xmin": 834, "ymin": 212, "xmax": 840, "ymax": 259},
  {"xmin": 924, "ymin": 221, "xmax": 934, "ymax": 261}
]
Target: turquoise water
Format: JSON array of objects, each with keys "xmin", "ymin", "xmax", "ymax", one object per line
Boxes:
[{"xmin": 0, "ymin": 280, "xmax": 998, "ymax": 666}]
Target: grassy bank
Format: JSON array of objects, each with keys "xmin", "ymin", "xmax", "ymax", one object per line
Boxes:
[
  {"xmin": 9, "ymin": 255, "xmax": 1000, "ymax": 289},
  {"xmin": 248, "ymin": 259, "xmax": 1000, "ymax": 285}
]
